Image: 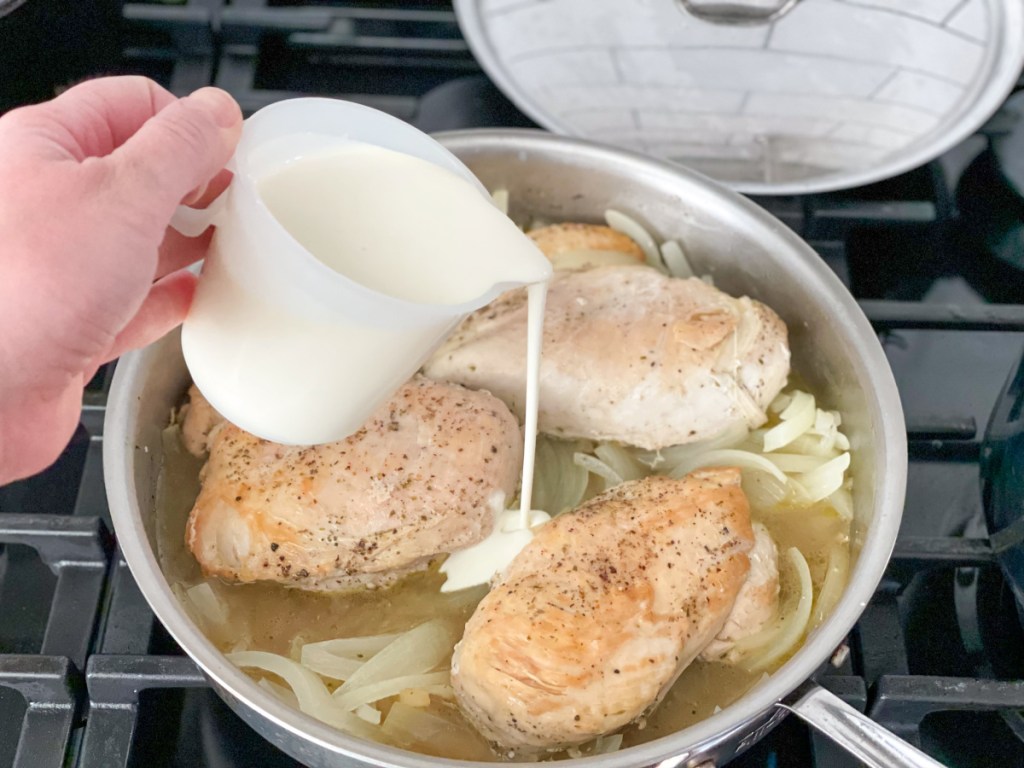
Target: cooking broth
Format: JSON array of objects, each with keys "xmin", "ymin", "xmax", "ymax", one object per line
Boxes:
[{"xmin": 154, "ymin": 391, "xmax": 851, "ymax": 760}]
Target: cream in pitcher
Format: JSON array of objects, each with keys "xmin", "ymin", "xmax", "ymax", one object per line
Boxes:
[{"xmin": 177, "ymin": 98, "xmax": 552, "ymax": 447}]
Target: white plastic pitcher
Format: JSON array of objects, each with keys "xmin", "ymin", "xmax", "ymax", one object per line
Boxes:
[{"xmin": 174, "ymin": 98, "xmax": 550, "ymax": 445}]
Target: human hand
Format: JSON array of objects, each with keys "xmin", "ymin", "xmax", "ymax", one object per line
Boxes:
[{"xmin": 0, "ymin": 76, "xmax": 243, "ymax": 484}]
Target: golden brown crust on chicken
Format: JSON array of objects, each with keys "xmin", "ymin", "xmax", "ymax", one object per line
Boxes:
[
  {"xmin": 185, "ymin": 377, "xmax": 522, "ymax": 591},
  {"xmin": 451, "ymin": 470, "xmax": 754, "ymax": 751},
  {"xmin": 529, "ymin": 223, "xmax": 645, "ymax": 270}
]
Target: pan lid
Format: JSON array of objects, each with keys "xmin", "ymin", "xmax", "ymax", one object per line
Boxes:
[{"xmin": 454, "ymin": 0, "xmax": 1024, "ymax": 194}]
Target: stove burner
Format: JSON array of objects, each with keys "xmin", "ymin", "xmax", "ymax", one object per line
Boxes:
[{"xmin": 1, "ymin": 3, "xmax": 1024, "ymax": 767}]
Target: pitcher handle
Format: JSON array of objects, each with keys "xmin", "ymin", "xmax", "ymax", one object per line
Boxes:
[
  {"xmin": 675, "ymin": 0, "xmax": 801, "ymax": 25},
  {"xmin": 170, "ymin": 188, "xmax": 230, "ymax": 237}
]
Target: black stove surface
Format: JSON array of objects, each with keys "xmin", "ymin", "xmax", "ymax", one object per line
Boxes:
[{"xmin": 3, "ymin": 3, "xmax": 1024, "ymax": 767}]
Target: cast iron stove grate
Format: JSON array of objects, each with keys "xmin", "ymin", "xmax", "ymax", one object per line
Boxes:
[{"xmin": 2, "ymin": 3, "xmax": 1024, "ymax": 767}]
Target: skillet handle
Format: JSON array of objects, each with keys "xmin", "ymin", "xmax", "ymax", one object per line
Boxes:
[{"xmin": 779, "ymin": 681, "xmax": 948, "ymax": 768}]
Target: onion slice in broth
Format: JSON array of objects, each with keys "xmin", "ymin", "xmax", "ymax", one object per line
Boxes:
[
  {"xmin": 228, "ymin": 651, "xmax": 379, "ymax": 739},
  {"xmin": 734, "ymin": 548, "xmax": 814, "ymax": 671},
  {"xmin": 667, "ymin": 449, "xmax": 789, "ymax": 484},
  {"xmin": 335, "ymin": 620, "xmax": 453, "ymax": 697},
  {"xmin": 333, "ymin": 670, "xmax": 451, "ymax": 711},
  {"xmin": 605, "ymin": 209, "xmax": 664, "ymax": 271}
]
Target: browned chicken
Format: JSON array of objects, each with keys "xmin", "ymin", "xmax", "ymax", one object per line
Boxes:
[
  {"xmin": 185, "ymin": 376, "xmax": 523, "ymax": 591},
  {"xmin": 424, "ymin": 266, "xmax": 790, "ymax": 450},
  {"xmin": 180, "ymin": 384, "xmax": 224, "ymax": 456},
  {"xmin": 699, "ymin": 521, "xmax": 780, "ymax": 662},
  {"xmin": 451, "ymin": 469, "xmax": 754, "ymax": 751},
  {"xmin": 528, "ymin": 223, "xmax": 645, "ymax": 271}
]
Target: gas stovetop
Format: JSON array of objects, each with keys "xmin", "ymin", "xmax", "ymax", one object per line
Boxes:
[{"xmin": 2, "ymin": 3, "xmax": 1024, "ymax": 767}]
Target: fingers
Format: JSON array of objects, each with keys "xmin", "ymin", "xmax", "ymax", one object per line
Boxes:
[
  {"xmin": 158, "ymin": 168, "xmax": 233, "ymax": 278},
  {"xmin": 183, "ymin": 166, "xmax": 234, "ymax": 207},
  {"xmin": 157, "ymin": 228, "xmax": 213, "ymax": 280},
  {"xmin": 108, "ymin": 87, "xmax": 242, "ymax": 221},
  {"xmin": 100, "ymin": 269, "xmax": 198, "ymax": 363},
  {"xmin": 0, "ymin": 76, "xmax": 179, "ymax": 162}
]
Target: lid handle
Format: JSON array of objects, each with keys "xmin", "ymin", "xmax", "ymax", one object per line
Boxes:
[{"xmin": 676, "ymin": 0, "xmax": 800, "ymax": 25}]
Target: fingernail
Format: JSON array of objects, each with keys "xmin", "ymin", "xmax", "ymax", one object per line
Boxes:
[
  {"xmin": 189, "ymin": 87, "xmax": 242, "ymax": 130},
  {"xmin": 182, "ymin": 182, "xmax": 208, "ymax": 206}
]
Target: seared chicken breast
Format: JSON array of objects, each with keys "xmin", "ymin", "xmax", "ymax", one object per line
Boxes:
[
  {"xmin": 699, "ymin": 521, "xmax": 780, "ymax": 663},
  {"xmin": 451, "ymin": 469, "xmax": 754, "ymax": 751},
  {"xmin": 180, "ymin": 384, "xmax": 224, "ymax": 456},
  {"xmin": 528, "ymin": 223, "xmax": 645, "ymax": 271},
  {"xmin": 185, "ymin": 376, "xmax": 523, "ymax": 591},
  {"xmin": 424, "ymin": 266, "xmax": 790, "ymax": 450}
]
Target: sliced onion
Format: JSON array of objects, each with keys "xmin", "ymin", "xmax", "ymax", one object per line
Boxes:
[
  {"xmin": 300, "ymin": 648, "xmax": 365, "ymax": 681},
  {"xmin": 574, "ymin": 452, "xmax": 624, "ymax": 489},
  {"xmin": 229, "ymin": 651, "xmax": 381, "ymax": 739},
  {"xmin": 828, "ymin": 487, "xmax": 854, "ymax": 521},
  {"xmin": 742, "ymin": 472, "xmax": 790, "ymax": 510},
  {"xmin": 300, "ymin": 633, "xmax": 399, "ymax": 661},
  {"xmin": 660, "ymin": 239, "xmax": 694, "ymax": 278},
  {"xmin": 399, "ymin": 687, "xmax": 431, "ymax": 708},
  {"xmin": 763, "ymin": 391, "xmax": 816, "ymax": 452},
  {"xmin": 769, "ymin": 392, "xmax": 792, "ymax": 413},
  {"xmin": 633, "ymin": 447, "xmax": 664, "ymax": 469},
  {"xmin": 812, "ymin": 409, "xmax": 836, "ymax": 434},
  {"xmin": 783, "ymin": 433, "xmax": 838, "ymax": 457},
  {"xmin": 229, "ymin": 651, "xmax": 333, "ymax": 713},
  {"xmin": 594, "ymin": 443, "xmax": 646, "ymax": 483},
  {"xmin": 640, "ymin": 422, "xmax": 750, "ymax": 469},
  {"xmin": 593, "ymin": 733, "xmax": 624, "ymax": 754},
  {"xmin": 816, "ymin": 427, "xmax": 839, "ymax": 455},
  {"xmin": 668, "ymin": 449, "xmax": 788, "ymax": 484},
  {"xmin": 423, "ymin": 684, "xmax": 455, "ymax": 700},
  {"xmin": 355, "ymin": 704, "xmax": 382, "ymax": 725},
  {"xmin": 185, "ymin": 583, "xmax": 228, "ymax": 627},
  {"xmin": 762, "ymin": 453, "xmax": 832, "ymax": 473},
  {"xmin": 779, "ymin": 390, "xmax": 812, "ymax": 420},
  {"xmin": 259, "ymin": 677, "xmax": 298, "ymax": 707},
  {"xmin": 743, "ymin": 428, "xmax": 769, "ymax": 449},
  {"xmin": 605, "ymin": 209, "xmax": 664, "ymax": 271},
  {"xmin": 794, "ymin": 452, "xmax": 851, "ymax": 503},
  {"xmin": 735, "ymin": 547, "xmax": 813, "ymax": 671},
  {"xmin": 335, "ymin": 620, "xmax": 454, "ymax": 697},
  {"xmin": 812, "ymin": 540, "xmax": 850, "ymax": 629},
  {"xmin": 333, "ymin": 670, "xmax": 451, "ymax": 711},
  {"xmin": 172, "ymin": 583, "xmax": 226, "ymax": 640},
  {"xmin": 381, "ymin": 701, "xmax": 457, "ymax": 746},
  {"xmin": 533, "ymin": 436, "xmax": 590, "ymax": 516}
]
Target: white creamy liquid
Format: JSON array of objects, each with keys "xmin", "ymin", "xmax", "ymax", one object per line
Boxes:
[
  {"xmin": 440, "ymin": 508, "xmax": 551, "ymax": 593},
  {"xmin": 258, "ymin": 146, "xmax": 543, "ymax": 305},
  {"xmin": 183, "ymin": 144, "xmax": 551, "ymax": 446},
  {"xmin": 440, "ymin": 281, "xmax": 549, "ymax": 592},
  {"xmin": 517, "ymin": 282, "xmax": 547, "ymax": 525}
]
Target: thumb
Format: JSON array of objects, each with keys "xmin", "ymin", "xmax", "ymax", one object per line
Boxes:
[{"xmin": 108, "ymin": 87, "xmax": 242, "ymax": 220}]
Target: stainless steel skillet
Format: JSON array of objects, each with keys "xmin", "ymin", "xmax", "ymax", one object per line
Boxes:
[{"xmin": 105, "ymin": 129, "xmax": 929, "ymax": 767}]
